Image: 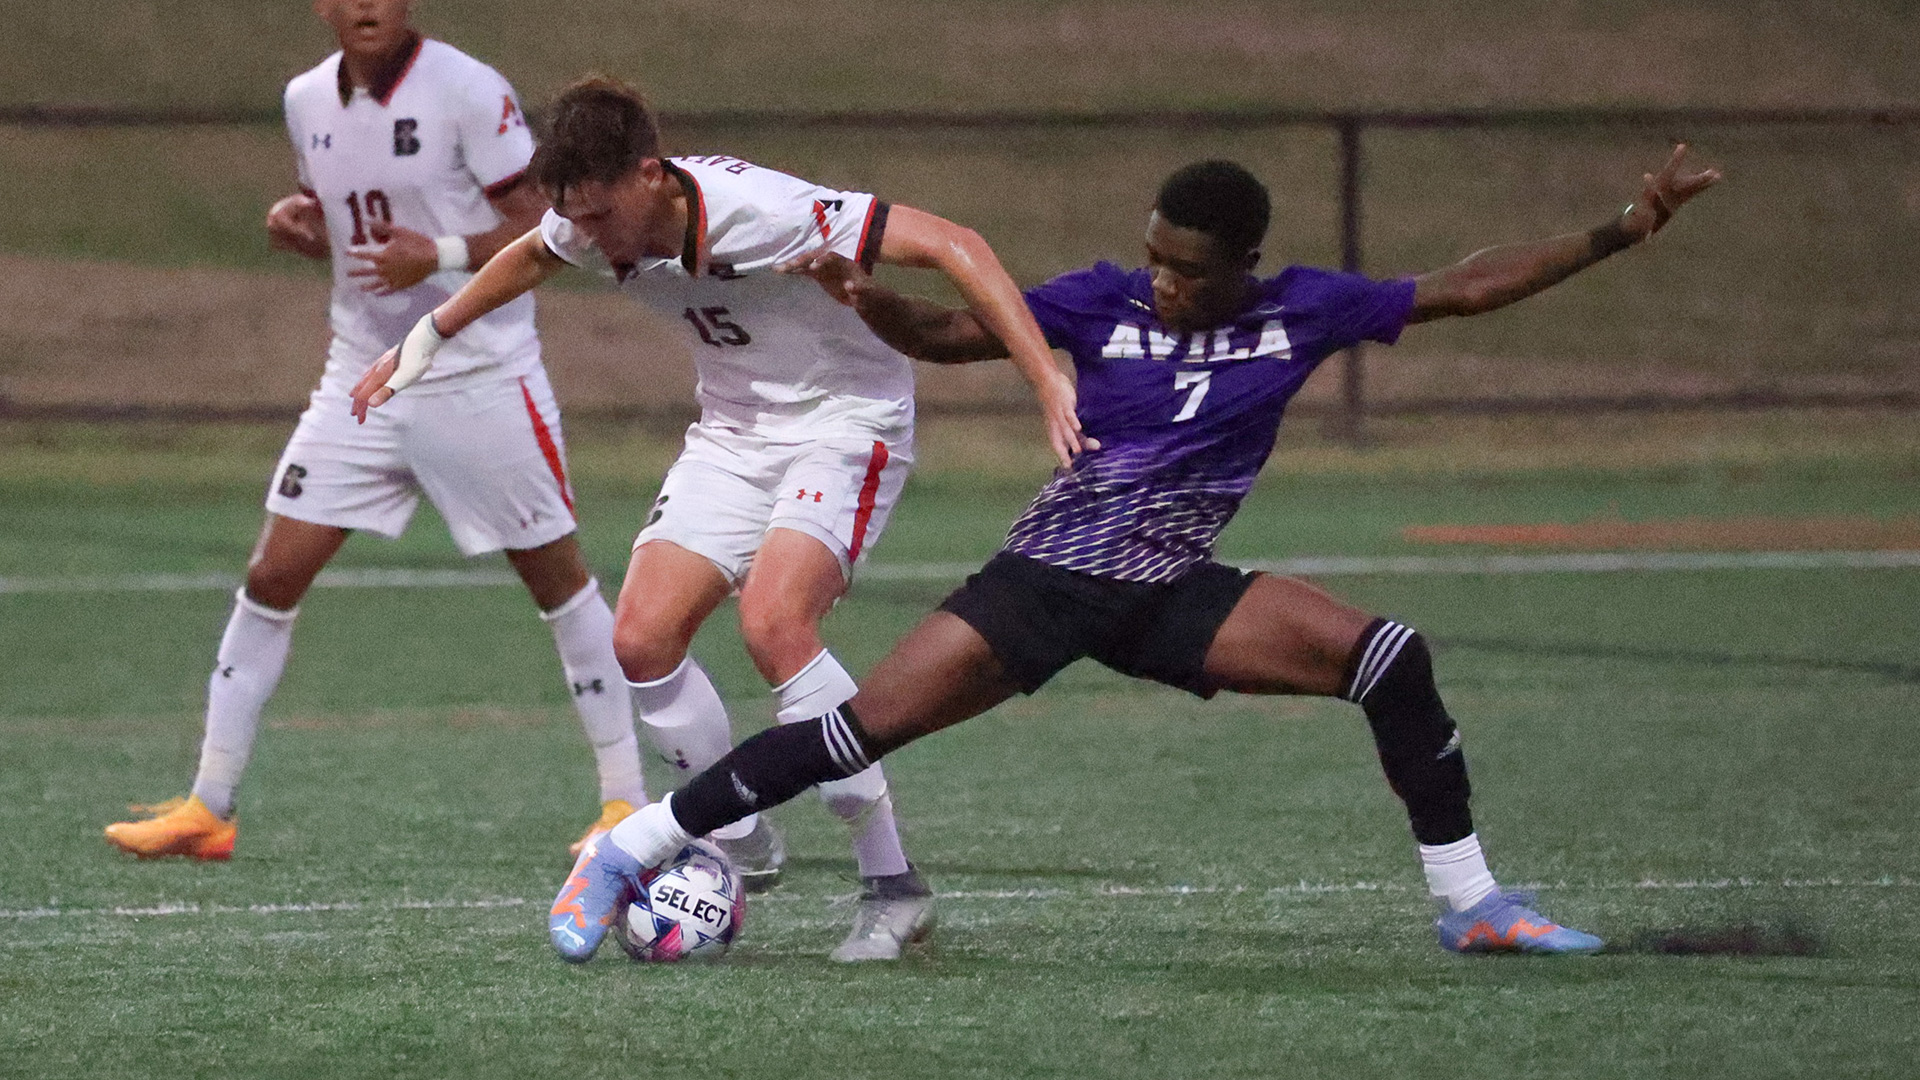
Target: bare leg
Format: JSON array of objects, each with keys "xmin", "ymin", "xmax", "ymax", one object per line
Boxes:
[
  {"xmin": 1200, "ymin": 574, "xmax": 1373, "ymax": 695},
  {"xmin": 852, "ymin": 611, "xmax": 1023, "ymax": 752},
  {"xmin": 244, "ymin": 514, "xmax": 350, "ymax": 609},
  {"xmin": 620, "ymin": 608, "xmax": 1021, "ymax": 855},
  {"xmin": 609, "ymin": 540, "xmax": 751, "ymax": 838},
  {"xmin": 1202, "ymin": 574, "xmax": 1493, "ymax": 911},
  {"xmin": 610, "ymin": 541, "xmax": 732, "ymax": 682},
  {"xmin": 735, "ymin": 527, "xmax": 847, "ymax": 684},
  {"xmin": 503, "ymin": 533, "xmax": 592, "ymax": 612},
  {"xmin": 738, "ymin": 527, "xmax": 922, "ymax": 882}
]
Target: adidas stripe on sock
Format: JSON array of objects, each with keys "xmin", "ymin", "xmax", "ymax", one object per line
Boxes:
[{"xmin": 1344, "ymin": 619, "xmax": 1415, "ymax": 704}]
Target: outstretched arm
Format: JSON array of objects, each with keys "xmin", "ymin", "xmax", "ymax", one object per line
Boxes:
[
  {"xmin": 781, "ymin": 249, "xmax": 1007, "ymax": 363},
  {"xmin": 347, "ymin": 228, "xmax": 566, "ymax": 420},
  {"xmin": 869, "ymin": 206, "xmax": 1092, "ymax": 466},
  {"xmin": 1407, "ymin": 143, "xmax": 1721, "ymax": 325}
]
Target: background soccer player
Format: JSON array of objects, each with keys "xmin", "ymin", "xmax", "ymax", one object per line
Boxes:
[
  {"xmin": 105, "ymin": 0, "xmax": 647, "ymax": 860},
  {"xmin": 583, "ymin": 145, "xmax": 1721, "ymax": 955},
  {"xmin": 351, "ymin": 77, "xmax": 1089, "ymax": 961}
]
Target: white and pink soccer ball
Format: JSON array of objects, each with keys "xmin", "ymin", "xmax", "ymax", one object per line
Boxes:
[{"xmin": 615, "ymin": 840, "xmax": 744, "ymax": 962}]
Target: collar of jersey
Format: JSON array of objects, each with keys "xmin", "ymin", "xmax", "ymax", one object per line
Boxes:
[
  {"xmin": 664, "ymin": 160, "xmax": 707, "ymax": 276},
  {"xmin": 336, "ymin": 32, "xmax": 424, "ymax": 108},
  {"xmin": 1126, "ymin": 266, "xmax": 1272, "ymax": 330}
]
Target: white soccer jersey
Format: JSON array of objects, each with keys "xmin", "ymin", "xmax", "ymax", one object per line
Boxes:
[
  {"xmin": 538, "ymin": 156, "xmax": 914, "ymax": 433},
  {"xmin": 284, "ymin": 36, "xmax": 539, "ymax": 387}
]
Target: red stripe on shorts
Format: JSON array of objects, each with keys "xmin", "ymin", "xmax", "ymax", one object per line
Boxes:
[
  {"xmin": 847, "ymin": 440, "xmax": 889, "ymax": 564},
  {"xmin": 519, "ymin": 377, "xmax": 573, "ymax": 512}
]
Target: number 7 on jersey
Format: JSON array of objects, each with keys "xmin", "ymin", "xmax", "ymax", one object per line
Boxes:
[{"xmin": 1172, "ymin": 370, "xmax": 1212, "ymax": 422}]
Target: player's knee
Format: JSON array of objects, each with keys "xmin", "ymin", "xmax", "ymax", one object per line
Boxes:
[
  {"xmin": 611, "ymin": 620, "xmax": 689, "ymax": 683},
  {"xmin": 736, "ymin": 601, "xmax": 822, "ymax": 677},
  {"xmin": 1343, "ymin": 619, "xmax": 1439, "ymax": 705},
  {"xmin": 242, "ymin": 559, "xmax": 312, "ymax": 611}
]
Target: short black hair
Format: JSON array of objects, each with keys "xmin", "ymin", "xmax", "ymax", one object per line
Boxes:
[
  {"xmin": 1154, "ymin": 160, "xmax": 1271, "ymax": 256},
  {"xmin": 532, "ymin": 76, "xmax": 663, "ymax": 206}
]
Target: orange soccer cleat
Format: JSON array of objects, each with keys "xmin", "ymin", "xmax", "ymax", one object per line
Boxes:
[
  {"xmin": 568, "ymin": 799, "xmax": 637, "ymax": 857},
  {"xmin": 103, "ymin": 795, "xmax": 237, "ymax": 861}
]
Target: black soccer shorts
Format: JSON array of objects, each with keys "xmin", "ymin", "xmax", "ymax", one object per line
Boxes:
[{"xmin": 937, "ymin": 551, "xmax": 1258, "ymax": 698}]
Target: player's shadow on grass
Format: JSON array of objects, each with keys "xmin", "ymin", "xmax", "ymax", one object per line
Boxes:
[
  {"xmin": 1609, "ymin": 921, "xmax": 1824, "ymax": 956},
  {"xmin": 1443, "ymin": 637, "xmax": 1920, "ymax": 684}
]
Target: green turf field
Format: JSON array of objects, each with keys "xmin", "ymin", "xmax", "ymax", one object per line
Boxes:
[
  {"xmin": 8, "ymin": 1, "xmax": 1914, "ymax": 114},
  {"xmin": 5, "ymin": 5, "xmax": 1919, "ymax": 407},
  {"xmin": 1, "ymin": 417, "xmax": 1916, "ymax": 1078}
]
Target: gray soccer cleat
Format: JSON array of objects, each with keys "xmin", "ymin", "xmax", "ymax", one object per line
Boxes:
[
  {"xmin": 713, "ymin": 815, "xmax": 786, "ymax": 893},
  {"xmin": 830, "ymin": 865, "xmax": 936, "ymax": 963}
]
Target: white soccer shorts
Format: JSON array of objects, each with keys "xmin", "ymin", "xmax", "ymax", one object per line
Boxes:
[
  {"xmin": 636, "ymin": 419, "xmax": 914, "ymax": 584},
  {"xmin": 264, "ymin": 366, "xmax": 578, "ymax": 556}
]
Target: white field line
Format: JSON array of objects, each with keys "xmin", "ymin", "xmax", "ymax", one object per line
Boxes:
[
  {"xmin": 4, "ymin": 550, "xmax": 1920, "ymax": 596},
  {"xmin": 0, "ymin": 896, "xmax": 530, "ymax": 920},
  {"xmin": 933, "ymin": 875, "xmax": 1918, "ymax": 901},
  {"xmin": 3, "ymin": 876, "xmax": 1911, "ymax": 922},
  {"xmin": 0, "ymin": 567, "xmax": 521, "ymax": 595}
]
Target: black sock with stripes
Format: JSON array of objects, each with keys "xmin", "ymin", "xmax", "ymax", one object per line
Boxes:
[
  {"xmin": 668, "ymin": 704, "xmax": 878, "ymax": 839},
  {"xmin": 1341, "ymin": 618, "xmax": 1474, "ymax": 845}
]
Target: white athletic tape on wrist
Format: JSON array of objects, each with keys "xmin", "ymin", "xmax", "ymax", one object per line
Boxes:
[
  {"xmin": 433, "ymin": 235, "xmax": 469, "ymax": 273},
  {"xmin": 383, "ymin": 313, "xmax": 447, "ymax": 396}
]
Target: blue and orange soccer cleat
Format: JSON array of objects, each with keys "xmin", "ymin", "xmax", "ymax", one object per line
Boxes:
[
  {"xmin": 549, "ymin": 833, "xmax": 642, "ymax": 962},
  {"xmin": 1435, "ymin": 890, "xmax": 1604, "ymax": 954}
]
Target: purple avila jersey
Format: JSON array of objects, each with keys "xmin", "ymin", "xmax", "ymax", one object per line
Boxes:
[{"xmin": 1003, "ymin": 261, "xmax": 1415, "ymax": 582}]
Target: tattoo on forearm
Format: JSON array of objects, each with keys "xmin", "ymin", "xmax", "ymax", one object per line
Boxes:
[{"xmin": 1587, "ymin": 217, "xmax": 1637, "ymax": 261}]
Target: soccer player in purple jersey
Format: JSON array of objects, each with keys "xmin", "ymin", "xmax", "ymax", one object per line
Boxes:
[{"xmin": 571, "ymin": 145, "xmax": 1720, "ymax": 955}]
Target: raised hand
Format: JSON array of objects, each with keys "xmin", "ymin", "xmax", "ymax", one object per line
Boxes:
[
  {"xmin": 347, "ymin": 222, "xmax": 439, "ymax": 295},
  {"xmin": 1037, "ymin": 374, "xmax": 1097, "ymax": 468},
  {"xmin": 1623, "ymin": 143, "xmax": 1722, "ymax": 240},
  {"xmin": 265, "ymin": 193, "xmax": 328, "ymax": 259}
]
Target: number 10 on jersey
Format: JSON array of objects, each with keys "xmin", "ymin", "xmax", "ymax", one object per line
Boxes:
[{"xmin": 344, "ymin": 190, "xmax": 392, "ymax": 245}]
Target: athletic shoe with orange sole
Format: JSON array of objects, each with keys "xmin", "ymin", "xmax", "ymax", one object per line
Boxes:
[
  {"xmin": 549, "ymin": 833, "xmax": 642, "ymax": 962},
  {"xmin": 1436, "ymin": 889, "xmax": 1603, "ymax": 954},
  {"xmin": 103, "ymin": 795, "xmax": 237, "ymax": 861},
  {"xmin": 569, "ymin": 799, "xmax": 637, "ymax": 857}
]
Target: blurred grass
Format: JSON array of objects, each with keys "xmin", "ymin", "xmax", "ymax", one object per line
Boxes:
[
  {"xmin": 3, "ymin": 407, "xmax": 1917, "ymax": 593},
  {"xmin": 2, "ymin": 4, "xmax": 1915, "ymax": 411},
  {"xmin": 6, "ymin": 2, "xmax": 1916, "ymax": 113},
  {"xmin": 6, "ymin": 407, "xmax": 1920, "ymax": 490},
  {"xmin": 3, "ymin": 122, "xmax": 1916, "ymax": 396}
]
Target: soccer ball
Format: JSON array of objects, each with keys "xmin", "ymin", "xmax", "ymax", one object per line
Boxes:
[{"xmin": 615, "ymin": 840, "xmax": 744, "ymax": 962}]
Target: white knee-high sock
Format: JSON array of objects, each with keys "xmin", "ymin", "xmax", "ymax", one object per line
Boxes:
[
  {"xmin": 774, "ymin": 649, "xmax": 910, "ymax": 878},
  {"xmin": 631, "ymin": 656, "xmax": 755, "ymax": 840},
  {"xmin": 541, "ymin": 579, "xmax": 646, "ymax": 806},
  {"xmin": 190, "ymin": 589, "xmax": 297, "ymax": 819},
  {"xmin": 1419, "ymin": 833, "xmax": 1499, "ymax": 911}
]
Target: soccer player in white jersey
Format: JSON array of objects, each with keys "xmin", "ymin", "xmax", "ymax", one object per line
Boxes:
[
  {"xmin": 350, "ymin": 77, "xmax": 1089, "ymax": 961},
  {"xmin": 105, "ymin": 0, "xmax": 647, "ymax": 861}
]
